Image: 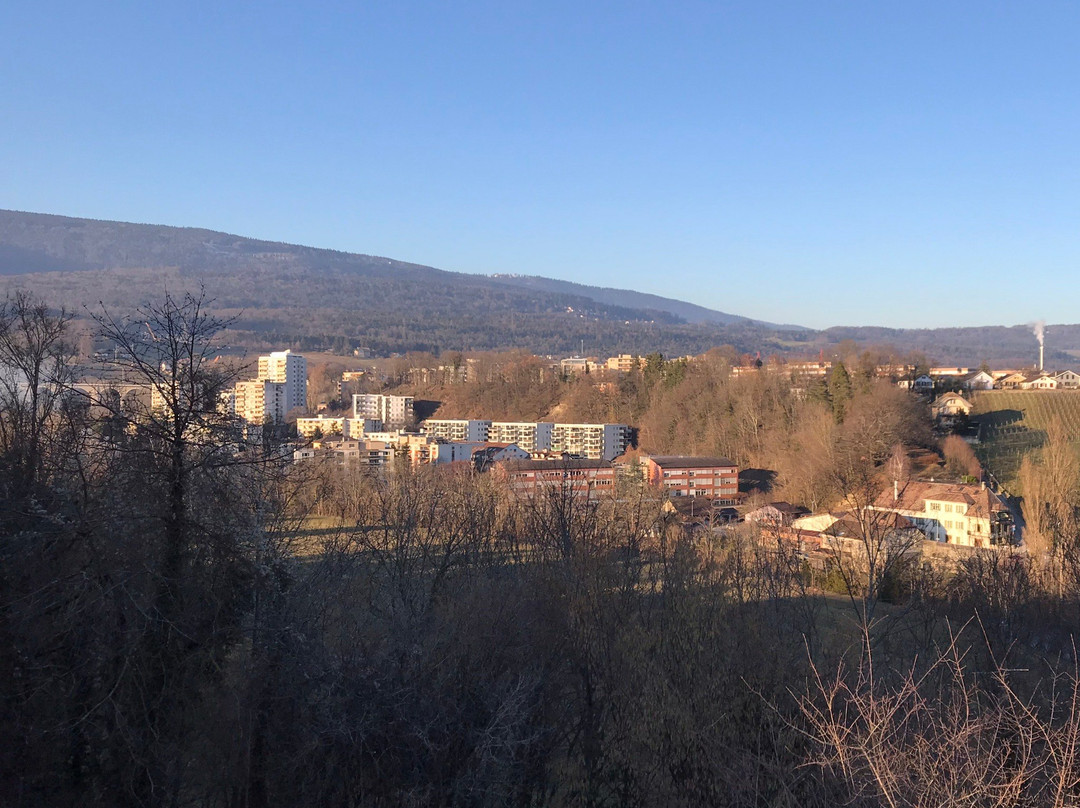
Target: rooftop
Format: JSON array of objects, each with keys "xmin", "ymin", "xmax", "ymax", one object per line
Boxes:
[
  {"xmin": 645, "ymin": 455, "xmax": 737, "ymax": 469},
  {"xmin": 875, "ymin": 480, "xmax": 1010, "ymax": 519}
]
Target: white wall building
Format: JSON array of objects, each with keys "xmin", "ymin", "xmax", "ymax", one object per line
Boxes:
[
  {"xmin": 550, "ymin": 423, "xmax": 631, "ymax": 461},
  {"xmin": 423, "ymin": 419, "xmax": 492, "ymax": 442},
  {"xmin": 424, "ymin": 420, "xmax": 635, "ymax": 461},
  {"xmin": 258, "ymin": 350, "xmax": 307, "ymax": 414},
  {"xmin": 489, "ymin": 422, "xmax": 555, "ymax": 455},
  {"xmin": 232, "ymin": 379, "xmax": 289, "ymax": 425},
  {"xmin": 353, "ymin": 394, "xmax": 414, "ymax": 428}
]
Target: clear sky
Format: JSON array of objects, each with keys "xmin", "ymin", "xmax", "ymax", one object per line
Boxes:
[{"xmin": 3, "ymin": 1, "xmax": 1078, "ymax": 329}]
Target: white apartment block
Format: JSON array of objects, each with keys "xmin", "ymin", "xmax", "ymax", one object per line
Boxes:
[
  {"xmin": 353, "ymin": 394, "xmax": 414, "ymax": 428},
  {"xmin": 423, "ymin": 419, "xmax": 492, "ymax": 442},
  {"xmin": 296, "ymin": 416, "xmax": 385, "ymax": 440},
  {"xmin": 233, "ymin": 379, "xmax": 289, "ymax": 425},
  {"xmin": 296, "ymin": 415, "xmax": 346, "ymax": 438},
  {"xmin": 551, "ymin": 423, "xmax": 631, "ymax": 461},
  {"xmin": 258, "ymin": 350, "xmax": 307, "ymax": 413},
  {"xmin": 488, "ymin": 422, "xmax": 555, "ymax": 455},
  {"xmin": 482, "ymin": 421, "xmax": 630, "ymax": 460},
  {"xmin": 349, "ymin": 417, "xmax": 384, "ymax": 437},
  {"xmin": 606, "ymin": 354, "xmax": 642, "ymax": 372}
]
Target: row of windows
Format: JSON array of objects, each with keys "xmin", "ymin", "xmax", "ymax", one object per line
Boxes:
[
  {"xmin": 662, "ymin": 470, "xmax": 735, "ymax": 477},
  {"xmin": 927, "ymin": 502, "xmax": 966, "ymax": 515}
]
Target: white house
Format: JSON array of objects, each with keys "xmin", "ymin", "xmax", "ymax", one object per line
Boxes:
[
  {"xmin": 1022, "ymin": 373, "xmax": 1060, "ymax": 390},
  {"xmin": 931, "ymin": 392, "xmax": 973, "ymax": 418},
  {"xmin": 961, "ymin": 370, "xmax": 995, "ymax": 391},
  {"xmin": 898, "ymin": 374, "xmax": 934, "ymax": 392},
  {"xmin": 1055, "ymin": 370, "xmax": 1080, "ymax": 389}
]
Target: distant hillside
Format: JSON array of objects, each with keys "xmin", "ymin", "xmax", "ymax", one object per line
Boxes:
[
  {"xmin": 0, "ymin": 209, "xmax": 798, "ymax": 357},
  {"xmin": 2, "ymin": 208, "xmax": 1079, "ymax": 365},
  {"xmin": 823, "ymin": 324, "xmax": 1077, "ymax": 370},
  {"xmin": 487, "ymin": 274, "xmax": 801, "ymax": 330}
]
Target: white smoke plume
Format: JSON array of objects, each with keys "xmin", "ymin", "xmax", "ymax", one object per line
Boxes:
[{"xmin": 1032, "ymin": 320, "xmax": 1045, "ymax": 346}]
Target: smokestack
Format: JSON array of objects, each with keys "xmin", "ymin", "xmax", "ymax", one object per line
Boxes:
[
  {"xmin": 1032, "ymin": 320, "xmax": 1046, "ymax": 371},
  {"xmin": 894, "ymin": 479, "xmax": 899, "ymax": 502},
  {"xmin": 1040, "ymin": 342, "xmax": 1045, "ymax": 372}
]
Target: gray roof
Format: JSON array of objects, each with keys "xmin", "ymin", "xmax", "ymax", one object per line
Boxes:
[
  {"xmin": 647, "ymin": 455, "xmax": 737, "ymax": 469},
  {"xmin": 500, "ymin": 458, "xmax": 611, "ymax": 472}
]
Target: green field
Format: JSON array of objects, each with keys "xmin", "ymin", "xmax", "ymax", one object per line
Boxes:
[{"xmin": 970, "ymin": 390, "xmax": 1080, "ymax": 488}]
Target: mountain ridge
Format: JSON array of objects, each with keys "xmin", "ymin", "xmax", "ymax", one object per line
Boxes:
[
  {"xmin": 0, "ymin": 209, "xmax": 771, "ymax": 327},
  {"xmin": 0, "ymin": 208, "xmax": 1077, "ymax": 367}
]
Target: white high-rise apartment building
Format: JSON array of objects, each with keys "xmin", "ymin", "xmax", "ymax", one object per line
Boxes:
[
  {"xmin": 353, "ymin": 394, "xmax": 414, "ymax": 428},
  {"xmin": 488, "ymin": 422, "xmax": 555, "ymax": 455},
  {"xmin": 258, "ymin": 350, "xmax": 307, "ymax": 414},
  {"xmin": 422, "ymin": 419, "xmax": 492, "ymax": 442},
  {"xmin": 550, "ymin": 423, "xmax": 631, "ymax": 461},
  {"xmin": 233, "ymin": 379, "xmax": 289, "ymax": 425},
  {"xmin": 423, "ymin": 420, "xmax": 632, "ymax": 460}
]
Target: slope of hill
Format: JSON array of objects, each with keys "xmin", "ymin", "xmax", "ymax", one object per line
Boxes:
[
  {"xmin": 971, "ymin": 390, "xmax": 1080, "ymax": 486},
  {"xmin": 825, "ymin": 324, "xmax": 1076, "ymax": 369},
  {"xmin": 487, "ymin": 274, "xmax": 802, "ymax": 329},
  {"xmin": 0, "ymin": 209, "xmax": 799, "ymax": 357},
  {"xmin": 2, "ymin": 208, "xmax": 1079, "ymax": 365}
]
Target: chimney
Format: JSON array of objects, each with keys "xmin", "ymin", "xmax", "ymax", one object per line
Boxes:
[
  {"xmin": 894, "ymin": 479, "xmax": 899, "ymax": 502},
  {"xmin": 1040, "ymin": 342, "xmax": 1045, "ymax": 372}
]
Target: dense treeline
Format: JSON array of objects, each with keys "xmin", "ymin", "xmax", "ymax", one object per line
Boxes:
[
  {"xmin": 7, "ymin": 294, "xmax": 1080, "ymax": 806},
  {"xmin": 405, "ymin": 349, "xmax": 933, "ymax": 509}
]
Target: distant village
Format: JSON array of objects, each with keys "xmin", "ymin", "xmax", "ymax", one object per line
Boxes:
[{"xmin": 69, "ymin": 341, "xmax": 1076, "ymax": 559}]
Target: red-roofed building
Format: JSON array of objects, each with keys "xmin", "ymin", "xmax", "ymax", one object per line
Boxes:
[
  {"xmin": 496, "ymin": 458, "xmax": 616, "ymax": 499},
  {"xmin": 639, "ymin": 455, "xmax": 739, "ymax": 502},
  {"xmin": 869, "ymin": 480, "xmax": 1014, "ymax": 547}
]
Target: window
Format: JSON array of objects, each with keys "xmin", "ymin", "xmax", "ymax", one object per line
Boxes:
[{"xmin": 944, "ymin": 504, "xmax": 953, "ymax": 513}]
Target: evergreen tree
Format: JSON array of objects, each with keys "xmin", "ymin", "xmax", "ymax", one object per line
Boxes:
[{"xmin": 828, "ymin": 361, "xmax": 853, "ymax": 422}]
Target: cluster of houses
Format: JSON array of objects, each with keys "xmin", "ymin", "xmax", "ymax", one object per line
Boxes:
[
  {"xmin": 743, "ymin": 479, "xmax": 1014, "ymax": 551},
  {"xmin": 902, "ymin": 367, "xmax": 1080, "ymax": 393},
  {"xmin": 295, "ymin": 419, "xmax": 740, "ymax": 506},
  {"xmin": 68, "ymin": 348, "xmax": 1031, "ymax": 556}
]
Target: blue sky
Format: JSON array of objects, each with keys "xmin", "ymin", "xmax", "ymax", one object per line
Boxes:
[{"xmin": 3, "ymin": 1, "xmax": 1078, "ymax": 329}]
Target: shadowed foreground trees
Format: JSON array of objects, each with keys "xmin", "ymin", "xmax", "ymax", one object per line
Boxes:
[{"xmin": 6, "ymin": 294, "xmax": 1080, "ymax": 806}]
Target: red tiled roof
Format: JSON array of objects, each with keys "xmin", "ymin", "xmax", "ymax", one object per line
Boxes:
[{"xmin": 874, "ymin": 481, "xmax": 1008, "ymax": 519}]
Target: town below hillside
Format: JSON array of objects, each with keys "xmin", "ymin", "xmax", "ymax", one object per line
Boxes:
[{"xmin": 8, "ymin": 290, "xmax": 1080, "ymax": 806}]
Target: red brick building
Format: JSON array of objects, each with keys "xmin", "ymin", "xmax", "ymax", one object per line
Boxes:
[
  {"xmin": 497, "ymin": 458, "xmax": 617, "ymax": 499},
  {"xmin": 641, "ymin": 456, "xmax": 739, "ymax": 503}
]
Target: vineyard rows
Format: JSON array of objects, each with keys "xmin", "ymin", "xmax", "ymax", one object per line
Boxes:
[{"xmin": 970, "ymin": 390, "xmax": 1080, "ymax": 486}]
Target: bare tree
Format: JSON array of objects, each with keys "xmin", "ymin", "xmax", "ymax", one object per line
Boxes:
[
  {"xmin": 800, "ymin": 625, "xmax": 1080, "ymax": 807},
  {"xmin": 0, "ymin": 292, "xmax": 77, "ymax": 498}
]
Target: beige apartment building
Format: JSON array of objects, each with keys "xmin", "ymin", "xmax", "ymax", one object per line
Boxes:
[{"xmin": 870, "ymin": 480, "xmax": 1014, "ymax": 547}]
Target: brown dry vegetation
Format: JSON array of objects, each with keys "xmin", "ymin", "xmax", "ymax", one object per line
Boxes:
[
  {"xmin": 401, "ymin": 350, "xmax": 933, "ymax": 511},
  {"xmin": 7, "ymin": 296, "xmax": 1080, "ymax": 807}
]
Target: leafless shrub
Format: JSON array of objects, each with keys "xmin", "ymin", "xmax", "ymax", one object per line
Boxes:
[{"xmin": 801, "ymin": 625, "xmax": 1080, "ymax": 807}]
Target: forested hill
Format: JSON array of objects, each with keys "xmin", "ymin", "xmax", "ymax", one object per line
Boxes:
[
  {"xmin": 0, "ymin": 209, "xmax": 798, "ymax": 357},
  {"xmin": 487, "ymin": 274, "xmax": 801, "ymax": 329},
  {"xmin": 0, "ymin": 208, "xmax": 1077, "ymax": 365}
]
